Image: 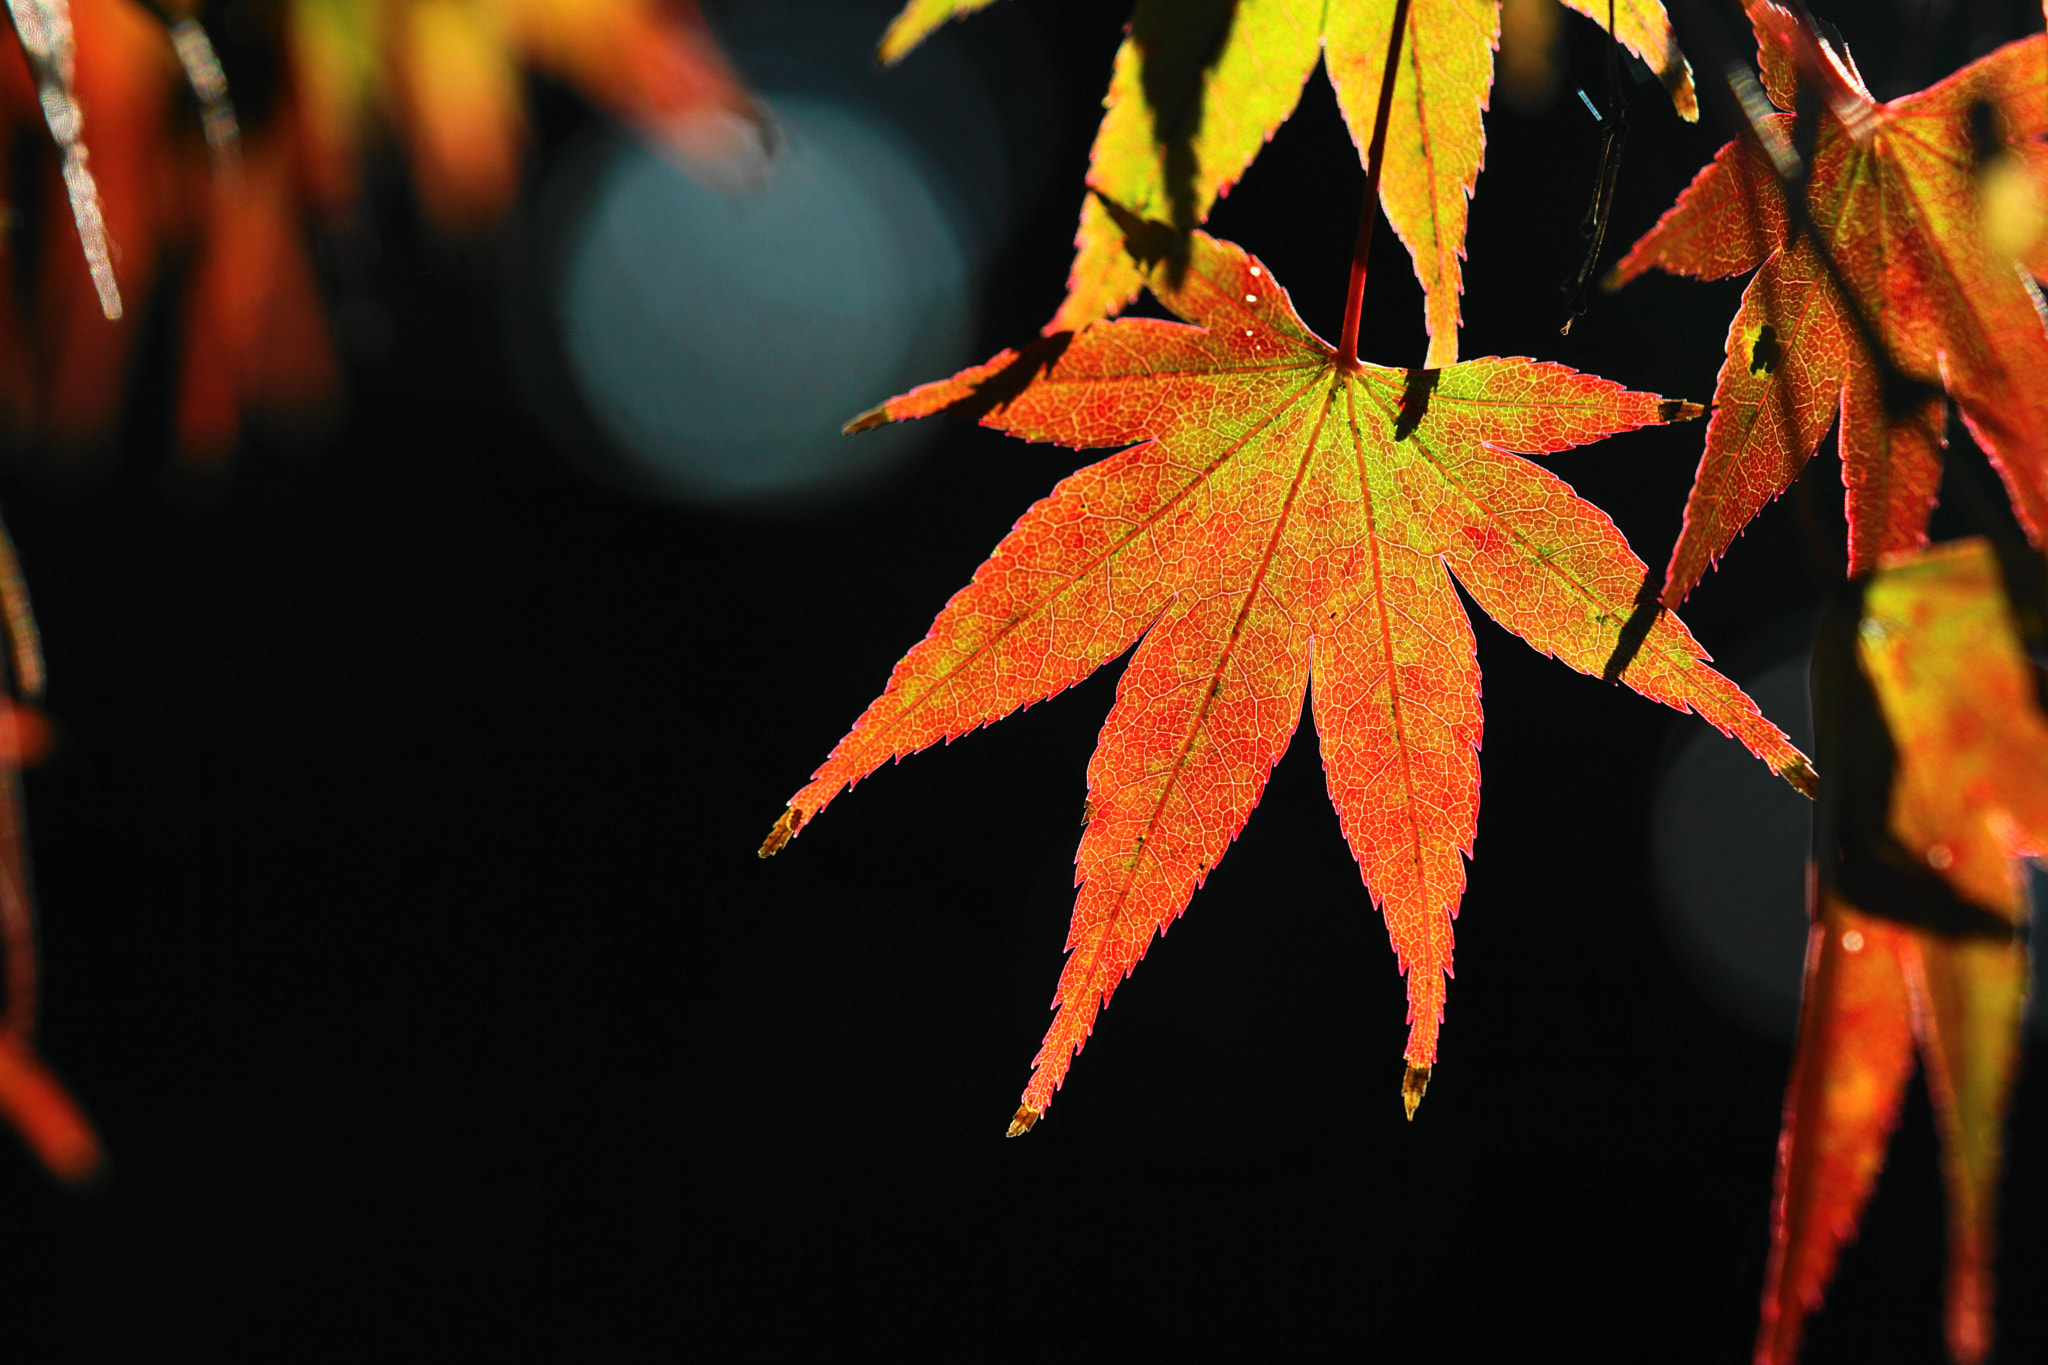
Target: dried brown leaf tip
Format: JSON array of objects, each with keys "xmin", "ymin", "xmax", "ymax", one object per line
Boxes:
[
  {"xmin": 842, "ymin": 405, "xmax": 891, "ymax": 436},
  {"xmin": 1402, "ymin": 1064, "xmax": 1431, "ymax": 1121},
  {"xmin": 1005, "ymin": 1104, "xmax": 1040, "ymax": 1138},
  {"xmin": 1780, "ymin": 755, "xmax": 1819, "ymax": 799},
  {"xmin": 757, "ymin": 807, "xmax": 804, "ymax": 858}
]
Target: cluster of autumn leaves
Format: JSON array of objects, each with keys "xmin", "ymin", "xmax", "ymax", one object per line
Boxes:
[
  {"xmin": 1, "ymin": 0, "xmax": 2045, "ymax": 1361},
  {"xmin": 754, "ymin": 1, "xmax": 2048, "ymax": 1361}
]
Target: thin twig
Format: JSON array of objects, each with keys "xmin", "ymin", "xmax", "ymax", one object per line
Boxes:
[
  {"xmin": 166, "ymin": 14, "xmax": 242, "ymax": 180},
  {"xmin": 1561, "ymin": 0, "xmax": 1630, "ymax": 332},
  {"xmin": 4, "ymin": 0, "xmax": 121, "ymax": 319}
]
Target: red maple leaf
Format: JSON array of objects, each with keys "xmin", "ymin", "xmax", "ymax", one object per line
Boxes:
[
  {"xmin": 762, "ymin": 227, "xmax": 1814, "ymax": 1131},
  {"xmin": 1608, "ymin": 3, "xmax": 2048, "ymax": 601}
]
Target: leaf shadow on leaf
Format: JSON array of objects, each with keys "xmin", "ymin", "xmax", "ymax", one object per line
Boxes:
[
  {"xmin": 1391, "ymin": 366, "xmax": 1439, "ymax": 441},
  {"xmin": 1809, "ymin": 574, "xmax": 2016, "ymax": 940},
  {"xmin": 840, "ymin": 333, "xmax": 1077, "ymax": 437},
  {"xmin": 1600, "ymin": 566, "xmax": 1665, "ymax": 684},
  {"xmin": 1132, "ymin": 0, "xmax": 1239, "ymax": 287},
  {"xmin": 937, "ymin": 333, "xmax": 1077, "ymax": 425},
  {"xmin": 1092, "ymin": 191, "xmax": 1191, "ymax": 297}
]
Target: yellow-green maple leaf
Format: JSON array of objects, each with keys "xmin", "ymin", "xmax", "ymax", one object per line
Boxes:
[{"xmin": 881, "ymin": 0, "xmax": 1696, "ymax": 367}]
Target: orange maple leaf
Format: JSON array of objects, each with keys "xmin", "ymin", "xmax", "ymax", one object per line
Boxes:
[
  {"xmin": 1760, "ymin": 536, "xmax": 2047, "ymax": 1365},
  {"xmin": 881, "ymin": 0, "xmax": 1695, "ymax": 366},
  {"xmin": 762, "ymin": 228, "xmax": 1813, "ymax": 1131},
  {"xmin": 1608, "ymin": 4, "xmax": 2048, "ymax": 602}
]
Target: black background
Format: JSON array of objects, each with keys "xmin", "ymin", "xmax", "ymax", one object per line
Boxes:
[{"xmin": 0, "ymin": 0, "xmax": 2044, "ymax": 1359}]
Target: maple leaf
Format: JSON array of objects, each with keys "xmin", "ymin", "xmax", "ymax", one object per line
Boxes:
[
  {"xmin": 1608, "ymin": 5, "xmax": 2048, "ymax": 602},
  {"xmin": 761, "ymin": 229, "xmax": 1813, "ymax": 1131},
  {"xmin": 880, "ymin": 0, "xmax": 1696, "ymax": 366},
  {"xmin": 1763, "ymin": 536, "xmax": 2048, "ymax": 1365}
]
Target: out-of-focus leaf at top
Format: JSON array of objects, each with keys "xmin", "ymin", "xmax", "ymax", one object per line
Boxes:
[{"xmin": 296, "ymin": 0, "xmax": 770, "ymax": 228}]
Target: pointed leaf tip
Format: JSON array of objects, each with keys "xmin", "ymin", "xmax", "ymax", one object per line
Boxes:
[
  {"xmin": 0, "ymin": 1031, "xmax": 102, "ymax": 1184},
  {"xmin": 1006, "ymin": 1104, "xmax": 1039, "ymax": 1138},
  {"xmin": 1782, "ymin": 756, "xmax": 1818, "ymax": 799},
  {"xmin": 1659, "ymin": 399, "xmax": 1706, "ymax": 423},
  {"xmin": 758, "ymin": 807, "xmax": 803, "ymax": 858},
  {"xmin": 875, "ymin": 0, "xmax": 1001, "ymax": 66},
  {"xmin": 1402, "ymin": 1064, "xmax": 1430, "ymax": 1121},
  {"xmin": 843, "ymin": 405, "xmax": 891, "ymax": 435}
]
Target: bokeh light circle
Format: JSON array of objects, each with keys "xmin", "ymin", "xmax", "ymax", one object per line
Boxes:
[
  {"xmin": 1651, "ymin": 654, "xmax": 1814, "ymax": 1041},
  {"xmin": 555, "ymin": 94, "xmax": 972, "ymax": 505}
]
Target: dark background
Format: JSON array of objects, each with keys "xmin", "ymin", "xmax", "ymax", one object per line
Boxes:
[{"xmin": 0, "ymin": 0, "xmax": 2044, "ymax": 1358}]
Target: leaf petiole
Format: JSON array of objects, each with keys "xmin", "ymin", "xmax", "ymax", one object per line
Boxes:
[{"xmin": 1337, "ymin": 0, "xmax": 1412, "ymax": 372}]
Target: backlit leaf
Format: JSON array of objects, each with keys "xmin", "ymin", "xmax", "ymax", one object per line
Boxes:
[
  {"xmin": 1762, "ymin": 537, "xmax": 2047, "ymax": 1365},
  {"xmin": 1046, "ymin": 0, "xmax": 1694, "ymax": 369},
  {"xmin": 1609, "ymin": 6, "xmax": 2048, "ymax": 602},
  {"xmin": 765, "ymin": 231, "xmax": 1811, "ymax": 1131},
  {"xmin": 876, "ymin": 0, "xmax": 1000, "ymax": 65}
]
